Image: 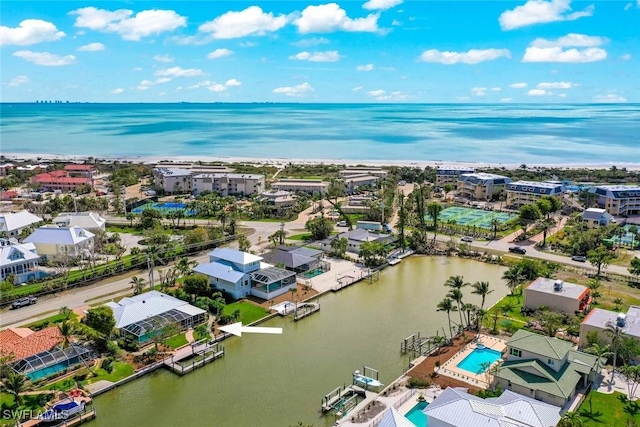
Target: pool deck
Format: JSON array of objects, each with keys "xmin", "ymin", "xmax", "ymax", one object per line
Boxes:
[{"xmin": 437, "ymin": 334, "xmax": 506, "ymax": 388}]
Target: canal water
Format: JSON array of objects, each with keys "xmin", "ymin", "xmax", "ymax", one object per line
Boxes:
[{"xmin": 90, "ymin": 256, "xmax": 507, "ymax": 427}]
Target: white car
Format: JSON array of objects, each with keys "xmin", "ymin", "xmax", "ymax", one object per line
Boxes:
[
  {"xmin": 337, "ymin": 220, "xmax": 347, "ymax": 227},
  {"xmin": 461, "ymin": 236, "xmax": 473, "ymax": 242}
]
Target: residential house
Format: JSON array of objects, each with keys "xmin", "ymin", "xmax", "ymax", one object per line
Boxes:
[
  {"xmin": 435, "ymin": 166, "xmax": 475, "ymax": 187},
  {"xmin": 258, "ymin": 190, "xmax": 296, "ymax": 212},
  {"xmin": 456, "ymin": 173, "xmax": 512, "ymax": 201},
  {"xmin": 192, "ymin": 173, "xmax": 265, "ymax": 196},
  {"xmin": 53, "ymin": 211, "xmax": 106, "ymax": 231},
  {"xmin": 0, "ymin": 239, "xmax": 42, "ymax": 284},
  {"xmin": 505, "ymin": 181, "xmax": 565, "ymax": 208},
  {"xmin": 23, "ymin": 226, "xmax": 94, "ymax": 261},
  {"xmin": 495, "ymin": 329, "xmax": 599, "ymax": 408},
  {"xmin": 0, "ymin": 163, "xmax": 15, "ymax": 176},
  {"xmin": 64, "ymin": 164, "xmax": 97, "ymax": 178},
  {"xmin": 153, "ymin": 168, "xmax": 193, "ymax": 194},
  {"xmin": 376, "ymin": 407, "xmax": 415, "ymax": 427},
  {"xmin": 263, "ymin": 245, "xmax": 328, "ymax": 274},
  {"xmin": 581, "ymin": 208, "xmax": 615, "ymax": 228},
  {"xmin": 524, "ymin": 278, "xmax": 591, "ymax": 314},
  {"xmin": 0, "ymin": 210, "xmax": 43, "ymax": 238},
  {"xmin": 0, "ymin": 327, "xmax": 93, "ymax": 380},
  {"xmin": 320, "ymin": 228, "xmax": 395, "ymax": 254},
  {"xmin": 271, "ymin": 179, "xmax": 329, "ymax": 194},
  {"xmin": 106, "ymin": 290, "xmax": 206, "ymax": 343},
  {"xmin": 343, "ymin": 174, "xmax": 381, "ymax": 194},
  {"xmin": 339, "ymin": 167, "xmax": 388, "ymax": 179},
  {"xmin": 589, "ymin": 185, "xmax": 640, "ymax": 216},
  {"xmin": 424, "ymin": 387, "xmax": 561, "ymax": 427},
  {"xmin": 342, "ymin": 195, "xmax": 376, "ymax": 214},
  {"xmin": 579, "ymin": 306, "xmax": 640, "ymax": 352},
  {"xmin": 31, "ymin": 170, "xmax": 92, "ymax": 192},
  {"xmin": 193, "ymin": 248, "xmax": 297, "ymax": 300}
]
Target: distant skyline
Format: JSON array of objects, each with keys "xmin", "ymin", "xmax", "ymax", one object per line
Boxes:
[{"xmin": 1, "ymin": 0, "xmax": 638, "ymax": 103}]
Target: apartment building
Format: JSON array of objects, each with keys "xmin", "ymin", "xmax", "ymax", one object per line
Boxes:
[
  {"xmin": 271, "ymin": 179, "xmax": 329, "ymax": 194},
  {"xmin": 589, "ymin": 185, "xmax": 640, "ymax": 216},
  {"xmin": 192, "ymin": 173, "xmax": 265, "ymax": 196},
  {"xmin": 153, "ymin": 168, "xmax": 193, "ymax": 194},
  {"xmin": 505, "ymin": 181, "xmax": 565, "ymax": 208},
  {"xmin": 31, "ymin": 170, "xmax": 93, "ymax": 192},
  {"xmin": 339, "ymin": 167, "xmax": 388, "ymax": 179},
  {"xmin": 64, "ymin": 164, "xmax": 97, "ymax": 178},
  {"xmin": 456, "ymin": 173, "xmax": 511, "ymax": 201},
  {"xmin": 436, "ymin": 166, "xmax": 475, "ymax": 187}
]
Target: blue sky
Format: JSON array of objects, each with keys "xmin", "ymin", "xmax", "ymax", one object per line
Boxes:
[{"xmin": 1, "ymin": 0, "xmax": 638, "ymax": 102}]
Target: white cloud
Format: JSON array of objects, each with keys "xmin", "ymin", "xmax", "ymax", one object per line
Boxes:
[
  {"xmin": 13, "ymin": 50, "xmax": 75, "ymax": 66},
  {"xmin": 367, "ymin": 89, "xmax": 386, "ymax": 97},
  {"xmin": 111, "ymin": 88, "xmax": 124, "ymax": 94},
  {"xmin": 199, "ymin": 6, "xmax": 287, "ymax": 39},
  {"xmin": 133, "ymin": 67, "xmax": 143, "ymax": 71},
  {"xmin": 136, "ymin": 77, "xmax": 172, "ymax": 90},
  {"xmin": 8, "ymin": 76, "xmax": 30, "ymax": 87},
  {"xmin": 153, "ymin": 54, "xmax": 173, "ymax": 63},
  {"xmin": 456, "ymin": 96, "xmax": 470, "ymax": 101},
  {"xmin": 356, "ymin": 63, "xmax": 374, "ymax": 71},
  {"xmin": 272, "ymin": 82, "xmax": 314, "ymax": 97},
  {"xmin": 593, "ymin": 93, "xmax": 627, "ymax": 103},
  {"xmin": 208, "ymin": 84, "xmax": 227, "ymax": 92},
  {"xmin": 558, "ymin": 93, "xmax": 567, "ymax": 98},
  {"xmin": 499, "ymin": 0, "xmax": 594, "ymax": 31},
  {"xmin": 187, "ymin": 78, "xmax": 241, "ymax": 92},
  {"xmin": 366, "ymin": 89, "xmax": 414, "ymax": 101},
  {"xmin": 510, "ymin": 82, "xmax": 528, "ymax": 88},
  {"xmin": 70, "ymin": 7, "xmax": 186, "ymax": 41},
  {"xmin": 155, "ymin": 66, "xmax": 204, "ymax": 78},
  {"xmin": 289, "ymin": 51, "xmax": 341, "ymax": 62},
  {"xmin": 491, "ymin": 87, "xmax": 502, "ymax": 91},
  {"xmin": 352, "ymin": 86, "xmax": 363, "ymax": 92},
  {"xmin": 77, "ymin": 42, "xmax": 105, "ymax": 52},
  {"xmin": 292, "ymin": 37, "xmax": 330, "ymax": 47},
  {"xmin": 294, "ymin": 3, "xmax": 379, "ymax": 34},
  {"xmin": 527, "ymin": 89, "xmax": 551, "ymax": 96},
  {"xmin": 239, "ymin": 41, "xmax": 258, "ymax": 47},
  {"xmin": 621, "ymin": 53, "xmax": 632, "ymax": 61},
  {"xmin": 207, "ymin": 48, "xmax": 234, "ymax": 59},
  {"xmin": 536, "ymin": 81, "xmax": 576, "ymax": 89},
  {"xmin": 392, "ymin": 19, "xmax": 402, "ymax": 26},
  {"xmin": 418, "ymin": 48, "xmax": 511, "ymax": 64},
  {"xmin": 522, "ymin": 33, "xmax": 607, "ymax": 63},
  {"xmin": 225, "ymin": 78, "xmax": 241, "ymax": 87},
  {"xmin": 471, "ymin": 87, "xmax": 487, "ymax": 96},
  {"xmin": 363, "ymin": 0, "xmax": 403, "ymax": 11},
  {"xmin": 0, "ymin": 19, "xmax": 65, "ymax": 46},
  {"xmin": 501, "ymin": 98, "xmax": 513, "ymax": 102}
]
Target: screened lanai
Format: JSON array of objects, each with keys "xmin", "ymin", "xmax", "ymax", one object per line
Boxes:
[
  {"xmin": 12, "ymin": 344, "xmax": 94, "ymax": 380},
  {"xmin": 120, "ymin": 308, "xmax": 206, "ymax": 343},
  {"xmin": 250, "ymin": 267, "xmax": 297, "ymax": 300}
]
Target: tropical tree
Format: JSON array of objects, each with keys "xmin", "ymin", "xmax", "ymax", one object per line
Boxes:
[
  {"xmin": 305, "ymin": 216, "xmax": 334, "ymax": 240},
  {"xmin": 462, "ymin": 303, "xmax": 476, "ymax": 329},
  {"xmin": 437, "ymin": 298, "xmax": 457, "ymax": 339},
  {"xmin": 588, "ymin": 279, "xmax": 602, "ymax": 305},
  {"xmin": 269, "ymin": 229, "xmax": 287, "ymax": 246},
  {"xmin": 432, "ymin": 335, "xmax": 446, "ymax": 364},
  {"xmin": 557, "ymin": 411, "xmax": 583, "ymax": 427},
  {"xmin": 518, "ymin": 203, "xmax": 542, "ymax": 238},
  {"xmin": 125, "ymin": 212, "xmax": 135, "ymax": 227},
  {"xmin": 59, "ymin": 306, "xmax": 73, "ymax": 320},
  {"xmin": 447, "ymin": 288, "xmax": 465, "ymax": 331},
  {"xmin": 175, "ymin": 257, "xmax": 197, "ymax": 277},
  {"xmin": 83, "ymin": 306, "xmax": 116, "ymax": 338},
  {"xmin": 1, "ymin": 371, "xmax": 29, "ymax": 405},
  {"xmin": 130, "ymin": 276, "xmax": 146, "ymax": 295},
  {"xmin": 445, "ymin": 275, "xmax": 469, "ymax": 290},
  {"xmin": 613, "ymin": 297, "xmax": 623, "ymax": 311},
  {"xmin": 237, "ymin": 234, "xmax": 251, "ymax": 252},
  {"xmin": 490, "ymin": 217, "xmax": 501, "ymax": 240},
  {"xmin": 539, "ymin": 217, "xmax": 556, "ymax": 247},
  {"xmin": 604, "ymin": 321, "xmax": 625, "ymax": 380},
  {"xmin": 396, "ymin": 190, "xmax": 407, "ymax": 249},
  {"xmin": 585, "ymin": 343, "xmax": 612, "ymax": 371},
  {"xmin": 502, "ymin": 266, "xmax": 523, "ymax": 295},
  {"xmin": 471, "ymin": 281, "xmax": 493, "ymax": 311},
  {"xmin": 427, "ymin": 202, "xmax": 443, "ymax": 244},
  {"xmin": 330, "ymin": 237, "xmax": 348, "ymax": 257},
  {"xmin": 58, "ymin": 320, "xmax": 94, "ymax": 373},
  {"xmin": 619, "ymin": 364, "xmax": 640, "ymax": 400},
  {"xmin": 587, "ymin": 246, "xmax": 615, "ymax": 278},
  {"xmin": 629, "ymin": 257, "xmax": 640, "ymax": 283}
]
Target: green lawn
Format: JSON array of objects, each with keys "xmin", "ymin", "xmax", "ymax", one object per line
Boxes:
[
  {"xmin": 24, "ymin": 312, "xmax": 79, "ymax": 329},
  {"xmin": 223, "ymin": 301, "xmax": 269, "ymax": 325},
  {"xmin": 106, "ymin": 225, "xmax": 143, "ymax": 234},
  {"xmin": 83, "ymin": 361, "xmax": 134, "ymax": 385},
  {"xmin": 288, "ymin": 233, "xmax": 312, "ymax": 241},
  {"xmin": 488, "ymin": 290, "xmax": 527, "ymax": 322},
  {"xmin": 164, "ymin": 333, "xmax": 188, "ymax": 349},
  {"xmin": 0, "ymin": 393, "xmax": 52, "ymax": 423},
  {"xmin": 579, "ymin": 391, "xmax": 640, "ymax": 426},
  {"xmin": 42, "ymin": 377, "xmax": 76, "ymax": 392}
]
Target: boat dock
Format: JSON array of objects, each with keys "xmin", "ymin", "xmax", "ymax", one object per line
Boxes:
[
  {"xmin": 400, "ymin": 332, "xmax": 446, "ymax": 356},
  {"xmin": 164, "ymin": 341, "xmax": 225, "ymax": 375},
  {"xmin": 388, "ymin": 258, "xmax": 401, "ymax": 266},
  {"xmin": 293, "ymin": 302, "xmax": 320, "ymax": 321},
  {"xmin": 321, "ymin": 384, "xmax": 368, "ymax": 414}
]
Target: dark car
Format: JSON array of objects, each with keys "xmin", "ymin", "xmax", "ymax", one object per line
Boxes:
[
  {"xmin": 508, "ymin": 246, "xmax": 527, "ymax": 255},
  {"xmin": 572, "ymin": 255, "xmax": 587, "ymax": 262},
  {"xmin": 461, "ymin": 236, "xmax": 473, "ymax": 242},
  {"xmin": 12, "ymin": 296, "xmax": 37, "ymax": 309}
]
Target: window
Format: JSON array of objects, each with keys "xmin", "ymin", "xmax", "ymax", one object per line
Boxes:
[
  {"xmin": 509, "ymin": 348, "xmax": 522, "ymax": 357},
  {"xmin": 547, "ymin": 359, "xmax": 555, "ymax": 366}
]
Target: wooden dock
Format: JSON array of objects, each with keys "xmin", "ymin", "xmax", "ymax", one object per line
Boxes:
[
  {"xmin": 321, "ymin": 384, "xmax": 366, "ymax": 413},
  {"xmin": 164, "ymin": 341, "xmax": 225, "ymax": 375},
  {"xmin": 20, "ymin": 407, "xmax": 96, "ymax": 427},
  {"xmin": 293, "ymin": 302, "xmax": 320, "ymax": 321}
]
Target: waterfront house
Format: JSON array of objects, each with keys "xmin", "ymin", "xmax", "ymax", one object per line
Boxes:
[
  {"xmin": 495, "ymin": 330, "xmax": 599, "ymax": 408},
  {"xmin": 192, "ymin": 173, "xmax": 265, "ymax": 196},
  {"xmin": 579, "ymin": 306, "xmax": 640, "ymax": 357},
  {"xmin": 106, "ymin": 291, "xmax": 206, "ymax": 343},
  {"xmin": 319, "ymin": 228, "xmax": 395, "ymax": 254},
  {"xmin": 435, "ymin": 166, "xmax": 475, "ymax": 187},
  {"xmin": 581, "ymin": 208, "xmax": 615, "ymax": 228},
  {"xmin": 0, "ymin": 239, "xmax": 42, "ymax": 284},
  {"xmin": 31, "ymin": 170, "xmax": 93, "ymax": 192},
  {"xmin": 23, "ymin": 226, "xmax": 94, "ymax": 262},
  {"xmin": 263, "ymin": 245, "xmax": 328, "ymax": 275},
  {"xmin": 153, "ymin": 167, "xmax": 193, "ymax": 195},
  {"xmin": 271, "ymin": 179, "xmax": 329, "ymax": 194},
  {"xmin": 456, "ymin": 173, "xmax": 512, "ymax": 201},
  {"xmin": 0, "ymin": 327, "xmax": 93, "ymax": 381},
  {"xmin": 193, "ymin": 248, "xmax": 297, "ymax": 300},
  {"xmin": 424, "ymin": 387, "xmax": 561, "ymax": 427},
  {"xmin": 53, "ymin": 211, "xmax": 106, "ymax": 232},
  {"xmin": 505, "ymin": 181, "xmax": 565, "ymax": 209},
  {"xmin": 524, "ymin": 278, "xmax": 591, "ymax": 315},
  {"xmin": 0, "ymin": 210, "xmax": 43, "ymax": 238},
  {"xmin": 589, "ymin": 184, "xmax": 640, "ymax": 216}
]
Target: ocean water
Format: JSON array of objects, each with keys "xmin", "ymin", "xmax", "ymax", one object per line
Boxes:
[{"xmin": 1, "ymin": 103, "xmax": 638, "ymax": 165}]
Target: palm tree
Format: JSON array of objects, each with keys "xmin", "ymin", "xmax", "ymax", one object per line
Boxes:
[
  {"xmin": 447, "ymin": 288, "xmax": 465, "ymax": 331},
  {"xmin": 471, "ymin": 281, "xmax": 493, "ymax": 311},
  {"xmin": 58, "ymin": 321, "xmax": 94, "ymax": 374},
  {"xmin": 1, "ymin": 371, "xmax": 29, "ymax": 405},
  {"xmin": 585, "ymin": 343, "xmax": 612, "ymax": 372},
  {"xmin": 175, "ymin": 257, "xmax": 197, "ymax": 277},
  {"xmin": 437, "ymin": 298, "xmax": 457, "ymax": 339},
  {"xmin": 613, "ymin": 298, "xmax": 623, "ymax": 311},
  {"xmin": 490, "ymin": 217, "xmax": 501, "ymax": 240},
  {"xmin": 427, "ymin": 202, "xmax": 443, "ymax": 244},
  {"xmin": 432, "ymin": 335, "xmax": 446, "ymax": 364},
  {"xmin": 604, "ymin": 321, "xmax": 625, "ymax": 381},
  {"xmin": 557, "ymin": 411, "xmax": 583, "ymax": 427},
  {"xmin": 462, "ymin": 303, "xmax": 476, "ymax": 329},
  {"xmin": 502, "ymin": 266, "xmax": 523, "ymax": 295},
  {"xmin": 588, "ymin": 279, "xmax": 602, "ymax": 305},
  {"xmin": 445, "ymin": 275, "xmax": 468, "ymax": 290},
  {"xmin": 130, "ymin": 276, "xmax": 146, "ymax": 295}
]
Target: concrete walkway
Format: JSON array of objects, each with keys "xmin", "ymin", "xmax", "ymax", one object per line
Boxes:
[
  {"xmin": 596, "ymin": 368, "xmax": 640, "ymax": 400},
  {"xmin": 185, "ymin": 329, "xmax": 195, "ymax": 344}
]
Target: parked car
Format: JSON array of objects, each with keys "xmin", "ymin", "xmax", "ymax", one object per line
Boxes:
[
  {"xmin": 508, "ymin": 246, "xmax": 527, "ymax": 254},
  {"xmin": 336, "ymin": 220, "xmax": 348, "ymax": 227},
  {"xmin": 461, "ymin": 236, "xmax": 473, "ymax": 242},
  {"xmin": 12, "ymin": 296, "xmax": 37, "ymax": 309},
  {"xmin": 571, "ymin": 255, "xmax": 587, "ymax": 262}
]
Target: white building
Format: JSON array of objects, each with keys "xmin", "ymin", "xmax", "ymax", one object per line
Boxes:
[
  {"xmin": 0, "ymin": 210, "xmax": 43, "ymax": 238},
  {"xmin": 457, "ymin": 173, "xmax": 512, "ymax": 201},
  {"xmin": 524, "ymin": 278, "xmax": 591, "ymax": 315},
  {"xmin": 424, "ymin": 387, "xmax": 561, "ymax": 427},
  {"xmin": 258, "ymin": 190, "xmax": 296, "ymax": 211},
  {"xmin": 579, "ymin": 306, "xmax": 640, "ymax": 352},
  {"xmin": 53, "ymin": 212, "xmax": 106, "ymax": 231},
  {"xmin": 153, "ymin": 168, "xmax": 193, "ymax": 194},
  {"xmin": 343, "ymin": 175, "xmax": 381, "ymax": 194},
  {"xmin": 589, "ymin": 185, "xmax": 640, "ymax": 216},
  {"xmin": 23, "ymin": 226, "xmax": 94, "ymax": 261},
  {"xmin": 271, "ymin": 179, "xmax": 329, "ymax": 194},
  {"xmin": 435, "ymin": 166, "xmax": 475, "ymax": 187},
  {"xmin": 581, "ymin": 208, "xmax": 615, "ymax": 228},
  {"xmin": 339, "ymin": 167, "xmax": 388, "ymax": 179},
  {"xmin": 192, "ymin": 173, "xmax": 265, "ymax": 196},
  {"xmin": 505, "ymin": 181, "xmax": 565, "ymax": 208},
  {"xmin": 0, "ymin": 239, "xmax": 42, "ymax": 284},
  {"xmin": 319, "ymin": 228, "xmax": 394, "ymax": 254}
]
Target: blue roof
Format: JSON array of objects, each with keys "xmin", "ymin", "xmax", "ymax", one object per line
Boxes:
[
  {"xmin": 193, "ymin": 261, "xmax": 246, "ymax": 283},
  {"xmin": 508, "ymin": 181, "xmax": 565, "ymax": 195}
]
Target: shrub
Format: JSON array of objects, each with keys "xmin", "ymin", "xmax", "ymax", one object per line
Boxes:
[
  {"xmin": 408, "ymin": 376, "xmax": 431, "ymax": 388},
  {"xmin": 117, "ymin": 339, "xmax": 139, "ymax": 352},
  {"xmin": 102, "ymin": 357, "xmax": 114, "ymax": 374}
]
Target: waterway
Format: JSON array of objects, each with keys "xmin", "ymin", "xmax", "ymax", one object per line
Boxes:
[{"xmin": 89, "ymin": 256, "xmax": 507, "ymax": 427}]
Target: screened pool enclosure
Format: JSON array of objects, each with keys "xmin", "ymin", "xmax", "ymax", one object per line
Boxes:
[
  {"xmin": 119, "ymin": 308, "xmax": 207, "ymax": 343},
  {"xmin": 12, "ymin": 344, "xmax": 94, "ymax": 380}
]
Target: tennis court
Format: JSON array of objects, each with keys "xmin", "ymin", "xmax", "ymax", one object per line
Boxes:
[{"xmin": 427, "ymin": 207, "xmax": 517, "ymax": 229}]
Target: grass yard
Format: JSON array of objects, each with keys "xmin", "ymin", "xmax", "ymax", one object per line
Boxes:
[
  {"xmin": 579, "ymin": 391, "xmax": 640, "ymax": 426},
  {"xmin": 488, "ymin": 290, "xmax": 527, "ymax": 322},
  {"xmin": 223, "ymin": 301, "xmax": 269, "ymax": 325},
  {"xmin": 24, "ymin": 312, "xmax": 79, "ymax": 329},
  {"xmin": 288, "ymin": 233, "xmax": 312, "ymax": 241},
  {"xmin": 0, "ymin": 393, "xmax": 52, "ymax": 423},
  {"xmin": 83, "ymin": 361, "xmax": 134, "ymax": 385},
  {"xmin": 164, "ymin": 333, "xmax": 188, "ymax": 349},
  {"xmin": 42, "ymin": 377, "xmax": 77, "ymax": 392}
]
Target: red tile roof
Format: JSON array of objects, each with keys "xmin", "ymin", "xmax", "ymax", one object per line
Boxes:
[
  {"xmin": 0, "ymin": 328, "xmax": 34, "ymax": 345},
  {"xmin": 0, "ymin": 327, "xmax": 63, "ymax": 360}
]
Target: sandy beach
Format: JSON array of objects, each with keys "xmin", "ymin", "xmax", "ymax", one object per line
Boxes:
[{"xmin": 5, "ymin": 152, "xmax": 640, "ymax": 171}]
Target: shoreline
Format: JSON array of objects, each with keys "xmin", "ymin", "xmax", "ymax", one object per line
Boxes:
[{"xmin": 4, "ymin": 152, "xmax": 640, "ymax": 171}]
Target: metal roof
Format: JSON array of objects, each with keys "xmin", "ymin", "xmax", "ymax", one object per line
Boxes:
[
  {"xmin": 0, "ymin": 210, "xmax": 43, "ymax": 233},
  {"xmin": 496, "ymin": 359, "xmax": 581, "ymax": 399},
  {"xmin": 377, "ymin": 407, "xmax": 415, "ymax": 427},
  {"xmin": 507, "ymin": 181, "xmax": 565, "ymax": 195},
  {"xmin": 507, "ymin": 329, "xmax": 574, "ymax": 360},
  {"xmin": 110, "ymin": 290, "xmax": 205, "ymax": 329},
  {"xmin": 581, "ymin": 208, "xmax": 613, "ymax": 221},
  {"xmin": 193, "ymin": 261, "xmax": 246, "ymax": 283},
  {"xmin": 267, "ymin": 251, "xmax": 316, "ymax": 269},
  {"xmin": 24, "ymin": 226, "xmax": 94, "ymax": 245},
  {"xmin": 425, "ymin": 387, "xmax": 561, "ymax": 427},
  {"xmin": 0, "ymin": 241, "xmax": 40, "ymax": 266},
  {"xmin": 209, "ymin": 247, "xmax": 263, "ymax": 265},
  {"xmin": 53, "ymin": 212, "xmax": 106, "ymax": 230},
  {"xmin": 250, "ymin": 267, "xmax": 296, "ymax": 284}
]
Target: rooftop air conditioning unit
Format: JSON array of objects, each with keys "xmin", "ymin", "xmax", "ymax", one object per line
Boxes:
[
  {"xmin": 553, "ymin": 280, "xmax": 563, "ymax": 292},
  {"xmin": 617, "ymin": 313, "xmax": 626, "ymax": 328}
]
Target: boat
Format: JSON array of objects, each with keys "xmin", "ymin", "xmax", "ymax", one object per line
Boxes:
[
  {"xmin": 353, "ymin": 370, "xmax": 382, "ymax": 388},
  {"xmin": 39, "ymin": 398, "xmax": 85, "ymax": 422},
  {"xmin": 388, "ymin": 258, "xmax": 401, "ymax": 266}
]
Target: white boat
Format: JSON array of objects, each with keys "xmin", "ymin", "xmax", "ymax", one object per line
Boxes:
[
  {"xmin": 388, "ymin": 258, "xmax": 401, "ymax": 266},
  {"xmin": 353, "ymin": 370, "xmax": 382, "ymax": 388},
  {"xmin": 39, "ymin": 398, "xmax": 85, "ymax": 422}
]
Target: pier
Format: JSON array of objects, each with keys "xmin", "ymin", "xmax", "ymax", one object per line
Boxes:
[
  {"xmin": 164, "ymin": 341, "xmax": 225, "ymax": 375},
  {"xmin": 293, "ymin": 301, "xmax": 320, "ymax": 321},
  {"xmin": 321, "ymin": 384, "xmax": 367, "ymax": 414},
  {"xmin": 400, "ymin": 332, "xmax": 446, "ymax": 356}
]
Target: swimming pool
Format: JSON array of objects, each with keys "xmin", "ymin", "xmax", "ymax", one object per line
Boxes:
[
  {"xmin": 132, "ymin": 202, "xmax": 195, "ymax": 215},
  {"xmin": 302, "ymin": 268, "xmax": 325, "ymax": 278},
  {"xmin": 27, "ymin": 360, "xmax": 78, "ymax": 380},
  {"xmin": 405, "ymin": 401, "xmax": 428, "ymax": 426},
  {"xmin": 456, "ymin": 346, "xmax": 502, "ymax": 374}
]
